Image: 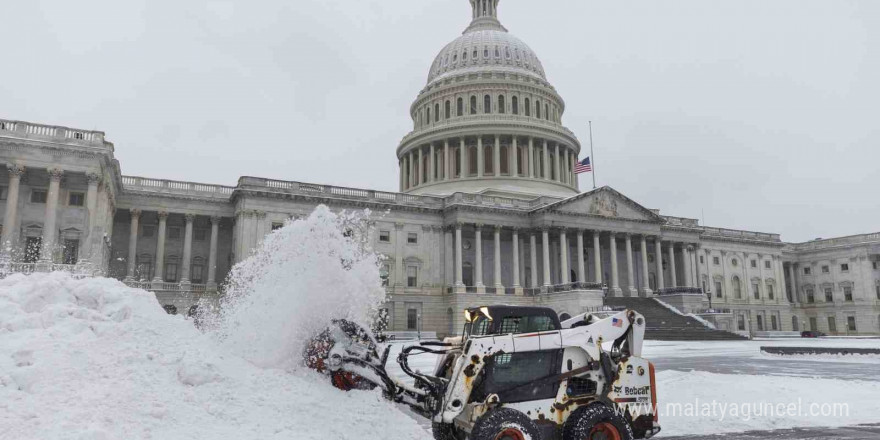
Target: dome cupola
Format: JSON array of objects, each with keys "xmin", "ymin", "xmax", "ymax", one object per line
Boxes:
[{"xmin": 397, "ymin": 0, "xmax": 581, "ymax": 199}]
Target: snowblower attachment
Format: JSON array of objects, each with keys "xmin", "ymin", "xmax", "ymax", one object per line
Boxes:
[{"xmin": 306, "ymin": 306, "xmax": 661, "ymax": 440}]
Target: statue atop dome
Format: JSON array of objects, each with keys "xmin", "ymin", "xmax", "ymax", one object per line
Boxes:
[{"xmin": 466, "ymin": 0, "xmax": 507, "ymax": 33}]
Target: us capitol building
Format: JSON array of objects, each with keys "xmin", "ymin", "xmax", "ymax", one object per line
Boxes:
[{"xmin": 1, "ymin": 0, "xmax": 878, "ymax": 337}]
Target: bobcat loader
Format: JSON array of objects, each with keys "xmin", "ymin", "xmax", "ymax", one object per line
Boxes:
[{"xmin": 309, "ymin": 305, "xmax": 660, "ymax": 440}]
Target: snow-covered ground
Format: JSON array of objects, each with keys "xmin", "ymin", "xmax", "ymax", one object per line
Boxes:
[{"xmin": 1, "ymin": 207, "xmax": 432, "ymax": 440}]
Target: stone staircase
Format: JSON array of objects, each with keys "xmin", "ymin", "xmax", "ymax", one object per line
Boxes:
[{"xmin": 604, "ymin": 297, "xmax": 748, "ymax": 341}]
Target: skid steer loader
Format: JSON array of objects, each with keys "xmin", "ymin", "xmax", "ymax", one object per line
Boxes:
[{"xmin": 309, "ymin": 305, "xmax": 660, "ymax": 440}]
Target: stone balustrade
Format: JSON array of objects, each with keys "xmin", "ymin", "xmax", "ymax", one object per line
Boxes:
[
  {"xmin": 702, "ymin": 226, "xmax": 781, "ymax": 243},
  {"xmin": 0, "ymin": 118, "xmax": 107, "ymax": 146},
  {"xmin": 789, "ymin": 233, "xmax": 880, "ymax": 251},
  {"xmin": 122, "ymin": 176, "xmax": 234, "ymax": 200}
]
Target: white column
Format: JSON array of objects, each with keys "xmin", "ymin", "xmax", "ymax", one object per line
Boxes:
[
  {"xmin": 207, "ymin": 216, "xmax": 220, "ymax": 289},
  {"xmin": 668, "ymin": 243, "xmax": 678, "ymax": 287},
  {"xmin": 428, "ymin": 143, "xmax": 435, "ymax": 183},
  {"xmin": 576, "ymin": 230, "xmax": 585, "ymax": 284},
  {"xmin": 695, "ymin": 246, "xmax": 704, "ymax": 292},
  {"xmin": 787, "ymin": 263, "xmax": 797, "ymax": 303},
  {"xmin": 541, "ymin": 228, "xmax": 551, "ymax": 287},
  {"xmin": 511, "ymin": 136, "xmax": 519, "ymax": 176},
  {"xmin": 444, "ymin": 140, "xmax": 451, "ymax": 181},
  {"xmin": 493, "ymin": 135, "xmax": 500, "ymax": 176},
  {"xmin": 180, "ymin": 214, "xmax": 194, "ymax": 284},
  {"xmin": 655, "ymin": 240, "xmax": 665, "ymax": 291},
  {"xmin": 683, "ymin": 245, "xmax": 693, "ymax": 288},
  {"xmin": 512, "ymin": 228, "xmax": 521, "ymax": 288},
  {"xmin": 153, "ymin": 211, "xmax": 168, "ymax": 283},
  {"xmin": 460, "ymin": 139, "xmax": 467, "ymax": 178},
  {"xmin": 543, "ymin": 140, "xmax": 550, "ymax": 180},
  {"xmin": 82, "ymin": 172, "xmax": 100, "ymax": 261},
  {"xmin": 493, "ymin": 226, "xmax": 503, "ymax": 291},
  {"xmin": 640, "ymin": 236, "xmax": 651, "ymax": 296},
  {"xmin": 477, "ymin": 138, "xmax": 484, "ymax": 177},
  {"xmin": 559, "ymin": 228, "xmax": 569, "ymax": 284},
  {"xmin": 475, "ymin": 225, "xmax": 485, "ymax": 290},
  {"xmin": 1, "ymin": 164, "xmax": 25, "ymax": 253},
  {"xmin": 528, "ymin": 137, "xmax": 535, "ymax": 178},
  {"xmin": 609, "ymin": 233, "xmax": 621, "ymax": 295},
  {"xmin": 40, "ymin": 168, "xmax": 64, "ymax": 261},
  {"xmin": 529, "ymin": 232, "xmax": 538, "ymax": 288},
  {"xmin": 625, "ymin": 234, "xmax": 636, "ymax": 296},
  {"xmin": 593, "ymin": 232, "xmax": 603, "ymax": 284},
  {"xmin": 454, "ymin": 223, "xmax": 464, "ymax": 287},
  {"xmin": 125, "ymin": 209, "xmax": 141, "ymax": 281},
  {"xmin": 417, "ymin": 148, "xmax": 424, "ymax": 185}
]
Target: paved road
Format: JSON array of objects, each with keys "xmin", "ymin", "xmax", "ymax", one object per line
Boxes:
[{"xmin": 661, "ymin": 423, "xmax": 880, "ymax": 439}]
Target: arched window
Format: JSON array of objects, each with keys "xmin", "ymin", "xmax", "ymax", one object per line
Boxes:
[
  {"xmin": 498, "ymin": 95, "xmax": 505, "ymax": 114},
  {"xmin": 468, "ymin": 146, "xmax": 478, "ymax": 175},
  {"xmin": 545, "ymin": 104, "xmax": 549, "ymax": 120},
  {"xmin": 191, "ymin": 256, "xmax": 205, "ymax": 284},
  {"xmin": 484, "ymin": 95, "xmax": 491, "ymax": 114},
  {"xmin": 757, "ymin": 315, "xmax": 764, "ymax": 331},
  {"xmin": 454, "ymin": 147, "xmax": 462, "ymax": 177},
  {"xmin": 457, "ymin": 98, "xmax": 464, "ymax": 117},
  {"xmin": 165, "ymin": 256, "xmax": 179, "ymax": 283},
  {"xmin": 484, "ymin": 143, "xmax": 493, "ymax": 174},
  {"xmin": 426, "ymin": 106, "xmax": 431, "ymax": 124},
  {"xmin": 434, "ymin": 103, "xmax": 440, "ymax": 122},
  {"xmin": 733, "ymin": 276, "xmax": 742, "ymax": 299},
  {"xmin": 470, "ymin": 96, "xmax": 477, "ymax": 115},
  {"xmin": 505, "ymin": 47, "xmax": 511, "ymax": 59},
  {"xmin": 499, "ymin": 145, "xmax": 509, "ymax": 174},
  {"xmin": 495, "ymin": 47, "xmax": 500, "ymax": 58},
  {"xmin": 525, "ymin": 98, "xmax": 531, "ymax": 116},
  {"xmin": 512, "ymin": 96, "xmax": 519, "ymax": 115},
  {"xmin": 473, "ymin": 48, "xmax": 478, "ymax": 60},
  {"xmin": 484, "ymin": 46, "xmax": 489, "ymax": 58},
  {"xmin": 445, "ymin": 100, "xmax": 451, "ymax": 119},
  {"xmin": 136, "ymin": 254, "xmax": 153, "ymax": 282},
  {"xmin": 516, "ymin": 144, "xmax": 525, "ymax": 175},
  {"xmin": 535, "ymin": 100, "xmax": 541, "ymax": 119},
  {"xmin": 462, "ymin": 50, "xmax": 467, "ymax": 61}
]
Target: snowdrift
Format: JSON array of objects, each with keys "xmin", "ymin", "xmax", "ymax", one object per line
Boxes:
[{"xmin": 0, "ymin": 273, "xmax": 428, "ymax": 439}]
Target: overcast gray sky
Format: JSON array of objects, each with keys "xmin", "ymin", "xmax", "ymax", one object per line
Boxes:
[{"xmin": 2, "ymin": 0, "xmax": 877, "ymax": 243}]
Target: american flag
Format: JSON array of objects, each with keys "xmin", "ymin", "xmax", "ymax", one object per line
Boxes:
[
  {"xmin": 612, "ymin": 317, "xmax": 623, "ymax": 328},
  {"xmin": 575, "ymin": 157, "xmax": 592, "ymax": 174}
]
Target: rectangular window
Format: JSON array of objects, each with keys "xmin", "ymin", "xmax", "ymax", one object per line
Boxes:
[
  {"xmin": 194, "ymin": 229, "xmax": 208, "ymax": 242},
  {"xmin": 407, "ymin": 309, "xmax": 418, "ymax": 331},
  {"xmin": 844, "ymin": 286, "xmax": 853, "ymax": 302},
  {"xmin": 804, "ymin": 267, "xmax": 811, "ymax": 275},
  {"xmin": 62, "ymin": 239, "xmax": 79, "ymax": 265},
  {"xmin": 765, "ymin": 261, "xmax": 771, "ymax": 269},
  {"xmin": 192, "ymin": 264, "xmax": 204, "ymax": 284},
  {"xmin": 407, "ymin": 266, "xmax": 418, "ymax": 287},
  {"xmin": 714, "ymin": 281, "xmax": 723, "ymax": 299},
  {"xmin": 771, "ymin": 315, "xmax": 778, "ymax": 331},
  {"xmin": 873, "ymin": 261, "xmax": 878, "ymax": 270},
  {"xmin": 822, "ymin": 265, "xmax": 830, "ymax": 274},
  {"xmin": 272, "ymin": 222, "xmax": 284, "ymax": 231},
  {"xmin": 876, "ymin": 285, "xmax": 880, "ymax": 300},
  {"xmin": 737, "ymin": 315, "xmax": 745, "ymax": 331},
  {"xmin": 809, "ymin": 317, "xmax": 817, "ymax": 332},
  {"xmin": 407, "ymin": 233, "xmax": 418, "ymax": 245},
  {"xmin": 24, "ymin": 237, "xmax": 41, "ymax": 263},
  {"xmin": 165, "ymin": 263, "xmax": 178, "ymax": 282},
  {"xmin": 699, "ymin": 256, "xmax": 704, "ymax": 264},
  {"xmin": 752, "ymin": 283, "xmax": 760, "ymax": 300},
  {"xmin": 840, "ymin": 263, "xmax": 849, "ymax": 272},
  {"xmin": 168, "ymin": 227, "xmax": 181, "ymax": 240},
  {"xmin": 30, "ymin": 190, "xmax": 47, "ymax": 204},
  {"xmin": 380, "ymin": 264, "xmax": 390, "ymax": 286},
  {"xmin": 713, "ymin": 256, "xmax": 720, "ymax": 265},
  {"xmin": 142, "ymin": 225, "xmax": 155, "ymax": 238},
  {"xmin": 768, "ymin": 284, "xmax": 774, "ymax": 300},
  {"xmin": 806, "ymin": 289, "xmax": 815, "ymax": 303},
  {"xmin": 847, "ymin": 316, "xmax": 857, "ymax": 332},
  {"xmin": 751, "ymin": 260, "xmax": 757, "ymax": 268},
  {"xmin": 827, "ymin": 317, "xmax": 837, "ymax": 333},
  {"xmin": 379, "ymin": 230, "xmax": 391, "ymax": 243},
  {"xmin": 824, "ymin": 288, "xmax": 833, "ymax": 302},
  {"xmin": 68, "ymin": 192, "xmax": 85, "ymax": 207}
]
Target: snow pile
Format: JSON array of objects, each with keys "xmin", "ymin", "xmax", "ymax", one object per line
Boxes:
[
  {"xmin": 0, "ymin": 206, "xmax": 429, "ymax": 440},
  {"xmin": 207, "ymin": 205, "xmax": 386, "ymax": 369}
]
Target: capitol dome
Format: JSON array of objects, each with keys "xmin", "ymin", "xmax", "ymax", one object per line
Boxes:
[{"xmin": 397, "ymin": 0, "xmax": 581, "ymax": 199}]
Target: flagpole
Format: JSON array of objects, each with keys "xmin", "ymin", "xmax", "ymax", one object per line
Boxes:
[{"xmin": 589, "ymin": 121, "xmax": 597, "ymax": 189}]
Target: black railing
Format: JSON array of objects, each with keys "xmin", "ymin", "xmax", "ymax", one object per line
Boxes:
[
  {"xmin": 657, "ymin": 287, "xmax": 704, "ymax": 295},
  {"xmin": 522, "ymin": 282, "xmax": 605, "ymax": 297},
  {"xmin": 697, "ymin": 308, "xmax": 732, "ymax": 314}
]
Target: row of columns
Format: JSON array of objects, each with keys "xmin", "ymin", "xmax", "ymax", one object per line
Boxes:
[
  {"xmin": 400, "ymin": 135, "xmax": 578, "ymax": 191},
  {"xmin": 1, "ymin": 164, "xmax": 102, "ymax": 262},
  {"xmin": 450, "ymin": 223, "xmax": 697, "ymax": 294},
  {"xmin": 124, "ymin": 209, "xmax": 221, "ymax": 288}
]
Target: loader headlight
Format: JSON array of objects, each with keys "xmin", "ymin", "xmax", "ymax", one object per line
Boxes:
[
  {"xmin": 479, "ymin": 307, "xmax": 493, "ymax": 321},
  {"xmin": 464, "ymin": 309, "xmax": 473, "ymax": 323}
]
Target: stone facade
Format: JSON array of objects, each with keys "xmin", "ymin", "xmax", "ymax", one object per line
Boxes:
[{"xmin": 1, "ymin": 0, "xmax": 878, "ymax": 336}]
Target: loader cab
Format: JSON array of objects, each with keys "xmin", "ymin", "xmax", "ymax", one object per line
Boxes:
[{"xmin": 463, "ymin": 305, "xmax": 561, "ymax": 341}]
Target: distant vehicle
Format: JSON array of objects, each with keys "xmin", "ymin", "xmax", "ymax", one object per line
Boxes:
[{"xmin": 801, "ymin": 330, "xmax": 826, "ymax": 338}]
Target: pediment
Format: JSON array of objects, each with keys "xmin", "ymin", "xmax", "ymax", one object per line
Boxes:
[{"xmin": 535, "ymin": 187, "xmax": 664, "ymax": 222}]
